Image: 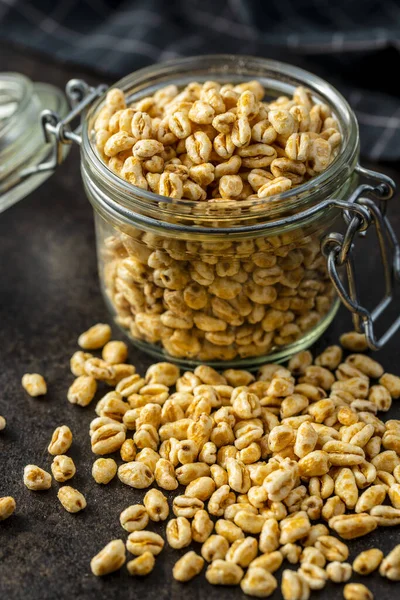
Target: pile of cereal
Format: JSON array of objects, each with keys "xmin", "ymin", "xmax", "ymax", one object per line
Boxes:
[
  {"xmin": 5, "ymin": 324, "xmax": 400, "ymax": 599},
  {"xmin": 103, "ymin": 226, "xmax": 336, "ymax": 362},
  {"xmin": 94, "ymin": 80, "xmax": 341, "ymax": 201}
]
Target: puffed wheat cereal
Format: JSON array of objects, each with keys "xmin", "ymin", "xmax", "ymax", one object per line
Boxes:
[
  {"xmin": 92, "ymin": 458, "xmax": 117, "ymax": 484},
  {"xmin": 22, "ymin": 373, "xmax": 47, "ymax": 397},
  {"xmin": 25, "ymin": 319, "xmax": 400, "ymax": 593},
  {"xmin": 48, "ymin": 425, "xmax": 73, "ymax": 455},
  {"xmin": 0, "ymin": 496, "xmax": 16, "ymax": 520},
  {"xmin": 57, "ymin": 486, "xmax": 87, "ymax": 513},
  {"xmin": 127, "ymin": 551, "xmax": 155, "ymax": 576},
  {"xmin": 51, "ymin": 455, "xmax": 76, "ymax": 482},
  {"xmin": 126, "ymin": 530, "xmax": 164, "ymax": 556},
  {"xmin": 343, "ymin": 583, "xmax": 373, "ymax": 600},
  {"xmin": 91, "ymin": 539, "xmax": 126, "ymax": 576},
  {"xmin": 78, "ymin": 323, "xmax": 111, "ymax": 350},
  {"xmin": 353, "ymin": 548, "xmax": 383, "ymax": 575},
  {"xmin": 23, "ymin": 465, "xmax": 52, "ymax": 490},
  {"xmin": 120, "ymin": 504, "xmax": 149, "ymax": 532},
  {"xmin": 97, "ymin": 79, "xmax": 342, "ymax": 362}
]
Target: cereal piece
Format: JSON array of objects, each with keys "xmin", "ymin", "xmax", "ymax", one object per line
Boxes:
[
  {"xmin": 127, "ymin": 551, "xmax": 155, "ymax": 576},
  {"xmin": 201, "ymin": 535, "xmax": 229, "ymax": 562},
  {"xmin": 355, "ymin": 485, "xmax": 386, "ymax": 513},
  {"xmin": 90, "ymin": 539, "xmax": 126, "ymax": 576},
  {"xmin": 69, "ymin": 350, "xmax": 93, "ymax": 377},
  {"xmin": 205, "ymin": 560, "xmax": 243, "ymax": 585},
  {"xmin": 186, "ymin": 476, "xmax": 216, "ymax": 501},
  {"xmin": 345, "ymin": 354, "xmax": 383, "ymax": 378},
  {"xmin": 117, "ymin": 374, "xmax": 145, "ymax": 397},
  {"xmin": 300, "ymin": 548, "xmax": 325, "ymax": 568},
  {"xmin": 120, "ymin": 439, "xmax": 137, "ymax": 462},
  {"xmin": 145, "ymin": 362, "xmax": 180, "ymax": 386},
  {"xmin": 51, "ymin": 455, "xmax": 76, "ymax": 482},
  {"xmin": 258, "ymin": 176, "xmax": 292, "ymax": 198},
  {"xmin": 240, "ymin": 567, "xmax": 277, "ymax": 597},
  {"xmin": 155, "ymin": 458, "xmax": 178, "ymax": 490},
  {"xmin": 294, "ymin": 421, "xmax": 318, "ymax": 458},
  {"xmin": 0, "ymin": 416, "xmax": 6, "ymax": 431},
  {"xmin": 57, "ymin": 486, "xmax": 86, "ymax": 513},
  {"xmin": 353, "ymin": 549, "xmax": 383, "ymax": 575},
  {"xmin": 343, "ymin": 583, "xmax": 373, "ymax": 600},
  {"xmin": 249, "ymin": 551, "xmax": 283, "ymax": 573},
  {"xmin": 234, "ymin": 510, "xmax": 265, "ymax": 534},
  {"xmin": 48, "ymin": 425, "xmax": 73, "ymax": 455},
  {"xmin": 380, "ymin": 372, "xmax": 400, "ymax": 398},
  {"xmin": 339, "ymin": 331, "xmax": 368, "ymax": 352},
  {"xmin": 259, "ymin": 518, "xmax": 280, "ymax": 554},
  {"xmin": 84, "ymin": 357, "xmax": 115, "ymax": 381},
  {"xmin": 92, "ymin": 458, "xmax": 117, "ymax": 484},
  {"xmin": 173, "ymin": 551, "xmax": 204, "ymax": 582},
  {"xmin": 101, "ymin": 340, "xmax": 128, "ymax": 364},
  {"xmin": 288, "ymin": 351, "xmax": 313, "ymax": 375},
  {"xmin": 91, "ymin": 422, "xmax": 126, "ymax": 455},
  {"xmin": 226, "ymin": 537, "xmax": 258, "ymax": 567},
  {"xmin": 67, "ymin": 376, "xmax": 97, "ymax": 407},
  {"xmin": 379, "ymin": 544, "xmax": 400, "ymax": 580},
  {"xmin": 279, "ymin": 512, "xmax": 311, "ymax": 545},
  {"xmin": 298, "ymin": 563, "xmax": 327, "ymax": 590},
  {"xmin": 281, "ymin": 569, "xmax": 310, "ymax": 600},
  {"xmin": 126, "ymin": 531, "xmax": 164, "ymax": 556},
  {"xmin": 118, "ymin": 461, "xmax": 154, "ymax": 489},
  {"xmin": 192, "ymin": 509, "xmax": 214, "ymax": 543},
  {"xmin": 166, "ymin": 516, "xmax": 192, "ymax": 549},
  {"xmin": 215, "ymin": 519, "xmax": 244, "ymax": 543},
  {"xmin": 78, "ymin": 323, "xmax": 111, "ymax": 349},
  {"xmin": 315, "ymin": 535, "xmax": 348, "ymax": 562},
  {"xmin": 0, "ymin": 496, "xmax": 16, "ymax": 520},
  {"xmin": 23, "ymin": 465, "xmax": 52, "ymax": 490},
  {"xmin": 120, "ymin": 505, "xmax": 149, "ymax": 532},
  {"xmin": 21, "ymin": 373, "xmax": 47, "ymax": 397},
  {"xmin": 175, "ymin": 463, "xmax": 210, "ymax": 485},
  {"xmin": 326, "ymin": 561, "xmax": 352, "ymax": 583},
  {"xmin": 143, "ymin": 488, "xmax": 169, "ymax": 521},
  {"xmin": 106, "ymin": 88, "xmax": 126, "ymax": 110}
]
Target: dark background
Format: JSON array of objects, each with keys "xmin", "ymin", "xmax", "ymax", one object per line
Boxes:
[
  {"xmin": 1, "ymin": 0, "xmax": 400, "ymax": 160},
  {"xmin": 1, "ymin": 1, "xmax": 400, "ymax": 599}
]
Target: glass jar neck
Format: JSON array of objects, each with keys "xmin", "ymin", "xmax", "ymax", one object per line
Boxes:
[{"xmin": 81, "ymin": 55, "xmax": 360, "ymax": 234}]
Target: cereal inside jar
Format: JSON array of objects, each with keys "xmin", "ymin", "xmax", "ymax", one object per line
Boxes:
[{"xmin": 84, "ymin": 56, "xmax": 360, "ymax": 367}]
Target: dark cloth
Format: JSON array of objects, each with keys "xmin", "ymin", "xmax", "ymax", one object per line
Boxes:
[{"xmin": 1, "ymin": 0, "xmax": 400, "ymax": 160}]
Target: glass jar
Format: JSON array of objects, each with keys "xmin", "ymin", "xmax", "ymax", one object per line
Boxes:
[
  {"xmin": 1, "ymin": 56, "xmax": 399, "ymax": 367},
  {"xmin": 0, "ymin": 72, "xmax": 69, "ymax": 212}
]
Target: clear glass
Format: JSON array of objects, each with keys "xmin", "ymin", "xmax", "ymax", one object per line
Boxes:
[
  {"xmin": 0, "ymin": 72, "xmax": 69, "ymax": 213},
  {"xmin": 80, "ymin": 55, "xmax": 360, "ymax": 368}
]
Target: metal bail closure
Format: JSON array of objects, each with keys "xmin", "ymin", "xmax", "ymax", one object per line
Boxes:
[
  {"xmin": 0, "ymin": 74, "xmax": 107, "ymax": 213},
  {"xmin": 322, "ymin": 165, "xmax": 400, "ymax": 351}
]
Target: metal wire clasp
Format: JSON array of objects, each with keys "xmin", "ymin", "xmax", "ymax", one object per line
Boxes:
[
  {"xmin": 321, "ymin": 165, "xmax": 400, "ymax": 350},
  {"xmin": 20, "ymin": 79, "xmax": 108, "ymax": 179}
]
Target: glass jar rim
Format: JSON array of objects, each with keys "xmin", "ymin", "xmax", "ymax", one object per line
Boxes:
[{"xmin": 81, "ymin": 54, "xmax": 359, "ymax": 226}]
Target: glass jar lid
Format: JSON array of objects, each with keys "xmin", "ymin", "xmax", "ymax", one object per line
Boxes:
[{"xmin": 0, "ymin": 72, "xmax": 69, "ymax": 213}]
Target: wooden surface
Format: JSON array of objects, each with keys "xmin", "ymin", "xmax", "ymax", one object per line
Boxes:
[{"xmin": 1, "ymin": 43, "xmax": 400, "ymax": 600}]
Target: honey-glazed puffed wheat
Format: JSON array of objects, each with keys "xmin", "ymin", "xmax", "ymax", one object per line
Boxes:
[{"xmin": 96, "ymin": 80, "xmax": 342, "ymax": 362}]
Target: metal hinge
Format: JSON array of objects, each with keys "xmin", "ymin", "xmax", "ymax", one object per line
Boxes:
[
  {"xmin": 19, "ymin": 79, "xmax": 108, "ymax": 180},
  {"xmin": 322, "ymin": 165, "xmax": 400, "ymax": 350}
]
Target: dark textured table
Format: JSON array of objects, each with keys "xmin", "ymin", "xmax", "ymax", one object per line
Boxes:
[{"xmin": 1, "ymin": 43, "xmax": 400, "ymax": 600}]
